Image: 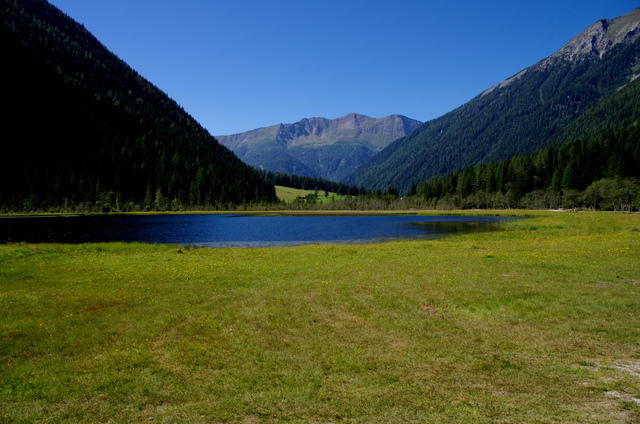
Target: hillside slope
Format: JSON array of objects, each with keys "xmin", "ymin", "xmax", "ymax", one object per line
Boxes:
[
  {"xmin": 0, "ymin": 0, "xmax": 276, "ymax": 211},
  {"xmin": 346, "ymin": 7, "xmax": 640, "ymax": 193},
  {"xmin": 217, "ymin": 113, "xmax": 421, "ymax": 181}
]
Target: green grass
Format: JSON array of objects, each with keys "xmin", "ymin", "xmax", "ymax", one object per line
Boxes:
[
  {"xmin": 275, "ymin": 185, "xmax": 346, "ymax": 203},
  {"xmin": 1, "ymin": 211, "xmax": 639, "ymax": 423}
]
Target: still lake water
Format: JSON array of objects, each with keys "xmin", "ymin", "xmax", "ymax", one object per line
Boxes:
[{"xmin": 0, "ymin": 214, "xmax": 517, "ymax": 248}]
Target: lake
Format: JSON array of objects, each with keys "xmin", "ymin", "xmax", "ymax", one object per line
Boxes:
[{"xmin": 0, "ymin": 214, "xmax": 517, "ymax": 247}]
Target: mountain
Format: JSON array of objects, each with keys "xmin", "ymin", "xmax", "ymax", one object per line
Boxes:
[
  {"xmin": 0, "ymin": 0, "xmax": 276, "ymax": 212},
  {"xmin": 217, "ymin": 113, "xmax": 422, "ymax": 181},
  {"xmin": 346, "ymin": 7, "xmax": 640, "ymax": 193}
]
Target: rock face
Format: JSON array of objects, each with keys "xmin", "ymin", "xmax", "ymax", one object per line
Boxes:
[
  {"xmin": 557, "ymin": 7, "xmax": 640, "ymax": 60},
  {"xmin": 217, "ymin": 113, "xmax": 422, "ymax": 181},
  {"xmin": 485, "ymin": 7, "xmax": 640, "ymax": 95}
]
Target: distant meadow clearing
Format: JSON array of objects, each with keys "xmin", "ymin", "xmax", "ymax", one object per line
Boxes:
[{"xmin": 1, "ymin": 211, "xmax": 639, "ymax": 423}]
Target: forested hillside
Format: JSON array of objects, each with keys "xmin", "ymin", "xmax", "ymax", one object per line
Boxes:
[
  {"xmin": 346, "ymin": 7, "xmax": 640, "ymax": 193},
  {"xmin": 0, "ymin": 0, "xmax": 276, "ymax": 212},
  {"xmin": 544, "ymin": 74, "xmax": 640, "ymax": 147},
  {"xmin": 414, "ymin": 124, "xmax": 640, "ymax": 211}
]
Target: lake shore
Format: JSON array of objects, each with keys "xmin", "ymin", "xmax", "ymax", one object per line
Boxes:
[
  {"xmin": 1, "ymin": 211, "xmax": 639, "ymax": 422},
  {"xmin": 0, "ymin": 208, "xmax": 536, "ymax": 217}
]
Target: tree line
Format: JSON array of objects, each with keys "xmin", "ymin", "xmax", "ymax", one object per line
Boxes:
[
  {"xmin": 264, "ymin": 172, "xmax": 364, "ymax": 197},
  {"xmin": 412, "ymin": 125, "xmax": 640, "ymax": 211},
  {"xmin": 265, "ymin": 124, "xmax": 639, "ymax": 212}
]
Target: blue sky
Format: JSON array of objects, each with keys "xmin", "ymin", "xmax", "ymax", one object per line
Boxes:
[{"xmin": 48, "ymin": 0, "xmax": 637, "ymax": 136}]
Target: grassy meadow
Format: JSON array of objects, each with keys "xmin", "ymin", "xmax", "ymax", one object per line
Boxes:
[
  {"xmin": 1, "ymin": 211, "xmax": 639, "ymax": 423},
  {"xmin": 275, "ymin": 185, "xmax": 346, "ymax": 204}
]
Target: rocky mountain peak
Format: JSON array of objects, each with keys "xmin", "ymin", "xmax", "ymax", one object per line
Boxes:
[
  {"xmin": 484, "ymin": 7, "xmax": 640, "ymax": 95},
  {"xmin": 545, "ymin": 7, "xmax": 640, "ymax": 64},
  {"xmin": 216, "ymin": 113, "xmax": 422, "ymax": 181}
]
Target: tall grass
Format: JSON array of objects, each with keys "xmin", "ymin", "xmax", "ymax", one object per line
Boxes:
[{"xmin": 1, "ymin": 212, "xmax": 639, "ymax": 423}]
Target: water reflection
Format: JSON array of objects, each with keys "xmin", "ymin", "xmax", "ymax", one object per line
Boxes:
[
  {"xmin": 0, "ymin": 214, "xmax": 517, "ymax": 247},
  {"xmin": 403, "ymin": 220, "xmax": 507, "ymax": 237}
]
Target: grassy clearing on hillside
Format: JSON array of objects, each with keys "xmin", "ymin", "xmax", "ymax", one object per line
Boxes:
[
  {"xmin": 275, "ymin": 185, "xmax": 346, "ymax": 204},
  {"xmin": 1, "ymin": 212, "xmax": 639, "ymax": 423}
]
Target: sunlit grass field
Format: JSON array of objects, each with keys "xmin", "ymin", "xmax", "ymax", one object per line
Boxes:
[
  {"xmin": 1, "ymin": 211, "xmax": 639, "ymax": 423},
  {"xmin": 275, "ymin": 185, "xmax": 345, "ymax": 203}
]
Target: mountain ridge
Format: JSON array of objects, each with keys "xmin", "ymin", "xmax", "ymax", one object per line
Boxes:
[
  {"xmin": 346, "ymin": 6, "xmax": 640, "ymax": 193},
  {"xmin": 217, "ymin": 113, "xmax": 421, "ymax": 181},
  {"xmin": 481, "ymin": 8, "xmax": 640, "ymax": 97},
  {"xmin": 545, "ymin": 7, "xmax": 640, "ymax": 63}
]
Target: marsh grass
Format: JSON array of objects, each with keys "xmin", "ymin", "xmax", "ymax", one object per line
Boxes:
[{"xmin": 1, "ymin": 212, "xmax": 639, "ymax": 423}]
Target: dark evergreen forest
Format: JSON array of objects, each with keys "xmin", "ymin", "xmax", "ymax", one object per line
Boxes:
[
  {"xmin": 1, "ymin": 0, "xmax": 276, "ymax": 212},
  {"xmin": 413, "ymin": 125, "xmax": 640, "ymax": 211}
]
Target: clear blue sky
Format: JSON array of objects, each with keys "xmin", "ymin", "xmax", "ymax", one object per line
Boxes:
[{"xmin": 48, "ymin": 0, "xmax": 637, "ymax": 136}]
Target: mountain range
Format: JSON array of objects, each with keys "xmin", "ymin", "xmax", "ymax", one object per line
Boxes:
[
  {"xmin": 345, "ymin": 7, "xmax": 640, "ymax": 192},
  {"xmin": 217, "ymin": 113, "xmax": 421, "ymax": 181}
]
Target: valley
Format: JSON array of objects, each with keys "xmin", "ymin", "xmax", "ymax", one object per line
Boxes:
[{"xmin": 2, "ymin": 2, "xmax": 640, "ymax": 422}]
